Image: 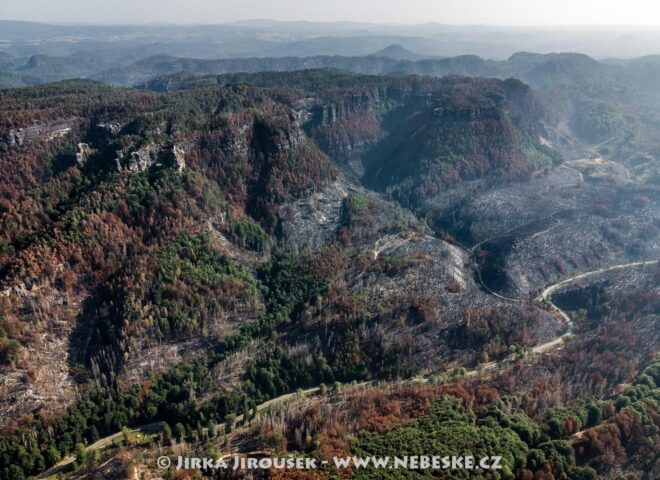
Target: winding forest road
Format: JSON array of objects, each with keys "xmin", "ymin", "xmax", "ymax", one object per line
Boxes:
[
  {"xmin": 40, "ymin": 259, "xmax": 657, "ymax": 478},
  {"xmin": 530, "ymin": 259, "xmax": 658, "ymax": 354}
]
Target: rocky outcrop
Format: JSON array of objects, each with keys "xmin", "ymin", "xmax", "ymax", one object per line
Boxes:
[
  {"xmin": 96, "ymin": 122, "xmax": 122, "ymax": 138},
  {"xmin": 264, "ymin": 125, "xmax": 306, "ymax": 156},
  {"xmin": 76, "ymin": 142, "xmax": 92, "ymax": 166},
  {"xmin": 127, "ymin": 144, "xmax": 158, "ymax": 172},
  {"xmin": 113, "ymin": 151, "xmax": 124, "ymax": 172},
  {"xmin": 304, "ymin": 90, "xmax": 386, "ymax": 169},
  {"xmin": 4, "ymin": 120, "xmax": 75, "ymax": 147},
  {"xmin": 160, "ymin": 143, "xmax": 186, "ymax": 171},
  {"xmin": 172, "ymin": 144, "xmax": 186, "ymax": 171},
  {"xmin": 5, "ymin": 129, "xmax": 25, "ymax": 147},
  {"xmin": 114, "ymin": 142, "xmax": 187, "ymax": 173},
  {"xmin": 312, "ymin": 90, "xmax": 384, "ymax": 126},
  {"xmin": 291, "ymin": 97, "xmax": 322, "ymax": 126}
]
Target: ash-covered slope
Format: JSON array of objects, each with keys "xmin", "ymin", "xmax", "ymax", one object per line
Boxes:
[
  {"xmin": 0, "ymin": 72, "xmax": 558, "ymax": 422},
  {"xmin": 0, "ymin": 78, "xmax": 338, "ymax": 418},
  {"xmin": 1, "ymin": 70, "xmax": 658, "ymax": 480}
]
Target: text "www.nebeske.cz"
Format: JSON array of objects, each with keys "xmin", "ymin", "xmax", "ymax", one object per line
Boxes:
[{"xmin": 159, "ymin": 455, "xmax": 503, "ymax": 470}]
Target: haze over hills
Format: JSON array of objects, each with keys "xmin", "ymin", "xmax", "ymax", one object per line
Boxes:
[
  {"xmin": 2, "ymin": 20, "xmax": 660, "ymax": 186},
  {"xmin": 369, "ymin": 43, "xmax": 434, "ymax": 60},
  {"xmin": 2, "ymin": 19, "xmax": 660, "ymax": 60}
]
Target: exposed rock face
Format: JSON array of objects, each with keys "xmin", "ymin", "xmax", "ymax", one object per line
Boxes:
[
  {"xmin": 172, "ymin": 144, "xmax": 186, "ymax": 171},
  {"xmin": 275, "ymin": 127, "xmax": 305, "ymax": 152},
  {"xmin": 279, "ymin": 179, "xmax": 353, "ymax": 249},
  {"xmin": 257, "ymin": 121, "xmax": 307, "ymax": 158},
  {"xmin": 76, "ymin": 142, "xmax": 92, "ymax": 166},
  {"xmin": 112, "ymin": 142, "xmax": 187, "ymax": 173},
  {"xmin": 96, "ymin": 122, "xmax": 122, "ymax": 138},
  {"xmin": 113, "ymin": 151, "xmax": 124, "ymax": 172},
  {"xmin": 6, "ymin": 129, "xmax": 25, "ymax": 146},
  {"xmin": 311, "ymin": 88, "xmax": 385, "ymax": 126},
  {"xmin": 4, "ymin": 120, "xmax": 74, "ymax": 147},
  {"xmin": 104, "ymin": 141, "xmax": 189, "ymax": 173},
  {"xmin": 292, "ymin": 97, "xmax": 322, "ymax": 126},
  {"xmin": 305, "ymin": 95, "xmax": 383, "ymax": 173},
  {"xmin": 127, "ymin": 144, "xmax": 157, "ymax": 172}
]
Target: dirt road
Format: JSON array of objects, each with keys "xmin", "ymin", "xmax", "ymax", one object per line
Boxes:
[{"xmin": 41, "ymin": 259, "xmax": 657, "ymax": 477}]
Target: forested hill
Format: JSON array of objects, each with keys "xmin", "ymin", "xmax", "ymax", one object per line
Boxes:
[
  {"xmin": 0, "ymin": 71, "xmax": 553, "ymax": 396},
  {"xmin": 0, "ymin": 70, "xmax": 554, "ymax": 383},
  {"xmin": 0, "ymin": 66, "xmax": 658, "ymax": 480},
  {"xmin": 1, "ymin": 72, "xmax": 557, "ymax": 202},
  {"xmin": 3, "ymin": 50, "xmax": 660, "ymax": 182},
  {"xmin": 0, "ymin": 69, "xmax": 564, "ymax": 478},
  {"xmin": 138, "ymin": 70, "xmax": 560, "ymax": 206},
  {"xmin": 125, "ymin": 53, "xmax": 660, "ymax": 184}
]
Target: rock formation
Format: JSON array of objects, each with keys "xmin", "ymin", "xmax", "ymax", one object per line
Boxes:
[
  {"xmin": 127, "ymin": 144, "xmax": 158, "ymax": 172},
  {"xmin": 172, "ymin": 144, "xmax": 186, "ymax": 171},
  {"xmin": 76, "ymin": 142, "xmax": 92, "ymax": 166}
]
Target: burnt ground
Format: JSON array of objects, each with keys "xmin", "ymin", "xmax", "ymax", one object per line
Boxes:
[{"xmin": 424, "ymin": 165, "xmax": 659, "ymax": 299}]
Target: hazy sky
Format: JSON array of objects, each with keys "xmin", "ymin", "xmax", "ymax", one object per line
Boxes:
[{"xmin": 1, "ymin": 0, "xmax": 659, "ymax": 26}]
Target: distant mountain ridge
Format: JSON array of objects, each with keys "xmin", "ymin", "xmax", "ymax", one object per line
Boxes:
[
  {"xmin": 369, "ymin": 44, "xmax": 434, "ymax": 60},
  {"xmin": 1, "ymin": 48, "xmax": 658, "ymax": 181},
  {"xmin": 125, "ymin": 53, "xmax": 659, "ymax": 184},
  {"xmin": 3, "ymin": 19, "xmax": 660, "ymax": 59},
  {"xmin": 80, "ymin": 50, "xmax": 654, "ymax": 95}
]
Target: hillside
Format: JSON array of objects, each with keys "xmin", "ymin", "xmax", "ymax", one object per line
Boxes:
[
  {"xmin": 78, "ymin": 51, "xmax": 658, "ymax": 182},
  {"xmin": 0, "ymin": 71, "xmax": 658, "ymax": 480},
  {"xmin": 2, "ymin": 47, "xmax": 660, "ymax": 183},
  {"xmin": 369, "ymin": 44, "xmax": 431, "ymax": 60},
  {"xmin": 360, "ymin": 77, "xmax": 558, "ymax": 206},
  {"xmin": 0, "ymin": 72, "xmax": 567, "ymax": 476}
]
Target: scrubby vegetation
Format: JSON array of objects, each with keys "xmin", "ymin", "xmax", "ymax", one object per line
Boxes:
[
  {"xmin": 350, "ymin": 353, "xmax": 659, "ymax": 480},
  {"xmin": 0, "ymin": 70, "xmax": 657, "ymax": 480}
]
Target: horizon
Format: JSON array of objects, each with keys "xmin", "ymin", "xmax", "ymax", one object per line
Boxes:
[
  {"xmin": 2, "ymin": 18, "xmax": 660, "ymax": 29},
  {"xmin": 1, "ymin": 0, "xmax": 660, "ymax": 27}
]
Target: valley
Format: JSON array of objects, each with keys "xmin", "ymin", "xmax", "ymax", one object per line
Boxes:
[
  {"xmin": 0, "ymin": 59, "xmax": 657, "ymax": 479},
  {"xmin": 41, "ymin": 256, "xmax": 652, "ymax": 478}
]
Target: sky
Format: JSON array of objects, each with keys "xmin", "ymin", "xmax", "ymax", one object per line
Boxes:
[{"xmin": 1, "ymin": 0, "xmax": 660, "ymax": 26}]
